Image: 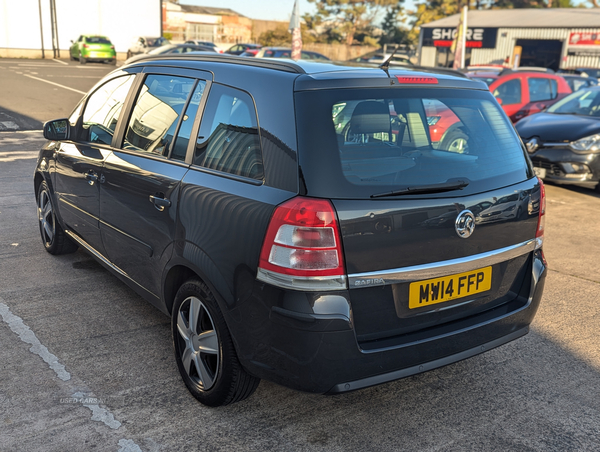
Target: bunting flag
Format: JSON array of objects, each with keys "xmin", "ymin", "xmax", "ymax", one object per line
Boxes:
[{"xmin": 289, "ymin": 0, "xmax": 302, "ymax": 61}]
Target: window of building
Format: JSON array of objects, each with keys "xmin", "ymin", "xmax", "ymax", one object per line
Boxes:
[
  {"xmin": 80, "ymin": 75, "xmax": 135, "ymax": 145},
  {"xmin": 194, "ymin": 84, "xmax": 263, "ymax": 180}
]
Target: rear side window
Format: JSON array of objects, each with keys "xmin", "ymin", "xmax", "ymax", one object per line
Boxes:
[
  {"xmin": 193, "ymin": 84, "xmax": 263, "ymax": 180},
  {"xmin": 123, "ymin": 75, "xmax": 196, "ymax": 155},
  {"xmin": 493, "ymin": 79, "xmax": 521, "ymax": 105},
  {"xmin": 528, "ymin": 77, "xmax": 558, "ymax": 102},
  {"xmin": 295, "ymin": 87, "xmax": 530, "ymax": 199},
  {"xmin": 81, "ymin": 75, "xmax": 135, "ymax": 145}
]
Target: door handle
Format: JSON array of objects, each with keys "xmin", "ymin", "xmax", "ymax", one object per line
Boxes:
[
  {"xmin": 149, "ymin": 195, "xmax": 171, "ymax": 212},
  {"xmin": 84, "ymin": 171, "xmax": 98, "ymax": 185}
]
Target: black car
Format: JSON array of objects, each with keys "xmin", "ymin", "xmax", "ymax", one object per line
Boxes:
[
  {"xmin": 35, "ymin": 54, "xmax": 547, "ymax": 406},
  {"xmin": 225, "ymin": 43, "xmax": 262, "ymax": 56},
  {"xmin": 517, "ymin": 86, "xmax": 600, "ymax": 192},
  {"xmin": 561, "ymin": 74, "xmax": 598, "ymax": 92},
  {"xmin": 124, "ymin": 44, "xmax": 216, "ymax": 65}
]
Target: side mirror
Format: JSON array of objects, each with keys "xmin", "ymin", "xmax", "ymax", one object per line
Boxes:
[
  {"xmin": 70, "ymin": 40, "xmax": 74, "ymax": 43},
  {"xmin": 43, "ymin": 119, "xmax": 69, "ymax": 141},
  {"xmin": 496, "ymin": 97, "xmax": 503, "ymax": 105}
]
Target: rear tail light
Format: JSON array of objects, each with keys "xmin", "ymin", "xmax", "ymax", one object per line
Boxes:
[
  {"xmin": 82, "ymin": 44, "xmax": 89, "ymax": 48},
  {"xmin": 535, "ymin": 177, "xmax": 546, "ymax": 250},
  {"xmin": 110, "ymin": 45, "xmax": 115, "ymax": 49},
  {"xmin": 257, "ymin": 196, "xmax": 347, "ymax": 291}
]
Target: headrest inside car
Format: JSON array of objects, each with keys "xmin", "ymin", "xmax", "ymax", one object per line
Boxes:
[{"xmin": 350, "ymin": 101, "xmax": 391, "ymax": 135}]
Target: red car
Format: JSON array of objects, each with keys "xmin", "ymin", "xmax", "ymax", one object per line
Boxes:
[{"xmin": 489, "ymin": 72, "xmax": 571, "ymax": 123}]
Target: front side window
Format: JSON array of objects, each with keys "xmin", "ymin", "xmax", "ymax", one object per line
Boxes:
[
  {"xmin": 493, "ymin": 79, "xmax": 522, "ymax": 105},
  {"xmin": 194, "ymin": 84, "xmax": 263, "ymax": 180},
  {"xmin": 123, "ymin": 74, "xmax": 196, "ymax": 156},
  {"xmin": 81, "ymin": 75, "xmax": 135, "ymax": 145}
]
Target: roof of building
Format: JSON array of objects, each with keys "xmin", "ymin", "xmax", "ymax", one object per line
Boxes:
[
  {"xmin": 179, "ymin": 4, "xmax": 245, "ymax": 17},
  {"xmin": 421, "ymin": 8, "xmax": 600, "ymax": 28}
]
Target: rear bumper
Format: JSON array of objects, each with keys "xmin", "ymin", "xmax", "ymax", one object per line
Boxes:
[{"xmin": 230, "ymin": 250, "xmax": 547, "ymax": 394}]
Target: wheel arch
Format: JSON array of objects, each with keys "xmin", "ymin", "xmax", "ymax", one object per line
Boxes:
[{"xmin": 162, "ymin": 252, "xmax": 234, "ymax": 317}]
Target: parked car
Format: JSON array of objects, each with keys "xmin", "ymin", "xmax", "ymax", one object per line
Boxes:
[
  {"xmin": 254, "ymin": 47, "xmax": 330, "ymax": 60},
  {"xmin": 35, "ymin": 54, "xmax": 547, "ymax": 407},
  {"xmin": 69, "ymin": 35, "xmax": 116, "ymax": 65},
  {"xmin": 489, "ymin": 71, "xmax": 571, "ymax": 122},
  {"xmin": 350, "ymin": 50, "xmax": 413, "ymax": 66},
  {"xmin": 225, "ymin": 43, "xmax": 262, "ymax": 56},
  {"xmin": 184, "ymin": 40, "xmax": 221, "ymax": 52},
  {"xmin": 124, "ymin": 44, "xmax": 216, "ymax": 64},
  {"xmin": 467, "ymin": 72, "xmax": 500, "ymax": 86},
  {"xmin": 126, "ymin": 36, "xmax": 170, "ymax": 59},
  {"xmin": 516, "ymin": 86, "xmax": 600, "ymax": 192},
  {"xmin": 560, "ymin": 74, "xmax": 598, "ymax": 92}
]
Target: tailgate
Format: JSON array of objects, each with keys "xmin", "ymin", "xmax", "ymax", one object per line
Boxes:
[{"xmin": 332, "ymin": 178, "xmax": 542, "ymax": 344}]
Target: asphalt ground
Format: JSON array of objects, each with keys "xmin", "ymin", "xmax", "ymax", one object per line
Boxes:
[{"xmin": 1, "ymin": 59, "xmax": 600, "ymax": 451}]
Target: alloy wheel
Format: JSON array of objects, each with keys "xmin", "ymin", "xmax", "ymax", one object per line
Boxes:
[
  {"xmin": 176, "ymin": 296, "xmax": 220, "ymax": 390},
  {"xmin": 38, "ymin": 189, "xmax": 55, "ymax": 247}
]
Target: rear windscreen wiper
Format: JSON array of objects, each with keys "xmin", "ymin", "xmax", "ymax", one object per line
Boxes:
[{"xmin": 370, "ymin": 178, "xmax": 470, "ymax": 198}]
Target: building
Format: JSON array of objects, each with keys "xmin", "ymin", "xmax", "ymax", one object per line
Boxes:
[
  {"xmin": 0, "ymin": 0, "xmax": 161, "ymax": 58},
  {"xmin": 162, "ymin": 1, "xmax": 252, "ymax": 44},
  {"xmin": 418, "ymin": 9, "xmax": 600, "ymax": 70}
]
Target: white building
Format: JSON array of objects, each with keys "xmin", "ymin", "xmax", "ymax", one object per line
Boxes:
[{"xmin": 0, "ymin": 0, "xmax": 161, "ymax": 58}]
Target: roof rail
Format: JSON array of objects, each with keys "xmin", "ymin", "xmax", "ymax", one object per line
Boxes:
[
  {"xmin": 400, "ymin": 65, "xmax": 470, "ymax": 79},
  {"xmin": 125, "ymin": 53, "xmax": 306, "ymax": 74}
]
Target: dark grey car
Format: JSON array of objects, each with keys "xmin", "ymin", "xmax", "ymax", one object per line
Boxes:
[{"xmin": 34, "ymin": 55, "xmax": 547, "ymax": 406}]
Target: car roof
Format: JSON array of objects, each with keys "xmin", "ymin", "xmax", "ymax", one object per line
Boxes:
[{"xmin": 124, "ymin": 54, "xmax": 488, "ymax": 91}]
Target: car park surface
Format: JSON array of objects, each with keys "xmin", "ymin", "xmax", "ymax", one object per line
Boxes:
[
  {"xmin": 33, "ymin": 54, "xmax": 547, "ymax": 407},
  {"xmin": 1, "ymin": 57, "xmax": 600, "ymax": 451},
  {"xmin": 489, "ymin": 71, "xmax": 571, "ymax": 122}
]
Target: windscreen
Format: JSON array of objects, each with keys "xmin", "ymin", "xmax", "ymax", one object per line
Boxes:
[
  {"xmin": 547, "ymin": 88, "xmax": 600, "ymax": 116},
  {"xmin": 295, "ymin": 87, "xmax": 530, "ymax": 199}
]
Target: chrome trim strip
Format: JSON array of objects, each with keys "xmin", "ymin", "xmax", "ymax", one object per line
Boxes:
[
  {"xmin": 348, "ymin": 239, "xmax": 536, "ymax": 287},
  {"xmin": 541, "ymin": 142, "xmax": 569, "ymax": 148},
  {"xmin": 257, "ymin": 268, "xmax": 347, "ymax": 291}
]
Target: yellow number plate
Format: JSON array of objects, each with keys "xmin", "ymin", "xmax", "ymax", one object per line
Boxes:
[{"xmin": 408, "ymin": 266, "xmax": 492, "ymax": 309}]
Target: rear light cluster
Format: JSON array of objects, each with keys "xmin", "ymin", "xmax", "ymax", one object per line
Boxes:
[
  {"xmin": 535, "ymin": 177, "xmax": 546, "ymax": 250},
  {"xmin": 257, "ymin": 197, "xmax": 347, "ymax": 291}
]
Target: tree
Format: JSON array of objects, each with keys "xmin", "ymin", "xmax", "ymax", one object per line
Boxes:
[
  {"xmin": 379, "ymin": 1, "xmax": 411, "ymax": 45},
  {"xmin": 306, "ymin": 0, "xmax": 399, "ymax": 45}
]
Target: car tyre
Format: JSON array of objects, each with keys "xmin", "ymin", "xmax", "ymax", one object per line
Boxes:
[
  {"xmin": 79, "ymin": 53, "xmax": 86, "ymax": 65},
  {"xmin": 69, "ymin": 52, "xmax": 75, "ymax": 61},
  {"xmin": 37, "ymin": 181, "xmax": 78, "ymax": 255},
  {"xmin": 110, "ymin": 58, "xmax": 117, "ymax": 65},
  {"xmin": 172, "ymin": 279, "xmax": 260, "ymax": 407},
  {"xmin": 441, "ymin": 129, "xmax": 469, "ymax": 153}
]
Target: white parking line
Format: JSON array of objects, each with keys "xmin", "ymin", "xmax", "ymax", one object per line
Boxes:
[
  {"xmin": 22, "ymin": 73, "xmax": 86, "ymax": 94},
  {"xmin": 0, "ymin": 301, "xmax": 71, "ymax": 381},
  {"xmin": 0, "ymin": 299, "xmax": 146, "ymax": 447},
  {"xmin": 52, "ymin": 58, "xmax": 68, "ymax": 65}
]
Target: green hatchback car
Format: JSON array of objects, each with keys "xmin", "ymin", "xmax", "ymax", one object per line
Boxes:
[{"xmin": 69, "ymin": 35, "xmax": 116, "ymax": 65}]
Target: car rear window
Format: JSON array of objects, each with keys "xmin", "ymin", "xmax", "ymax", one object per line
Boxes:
[
  {"xmin": 295, "ymin": 87, "xmax": 531, "ymax": 199},
  {"xmin": 86, "ymin": 37, "xmax": 111, "ymax": 44}
]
